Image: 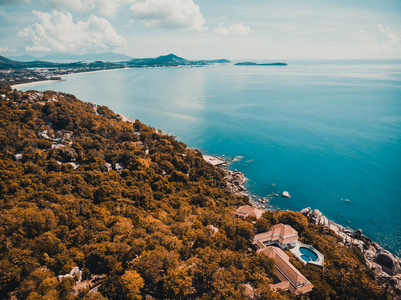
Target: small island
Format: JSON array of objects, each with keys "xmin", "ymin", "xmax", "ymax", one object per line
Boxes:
[{"xmin": 235, "ymin": 62, "xmax": 287, "ymax": 66}]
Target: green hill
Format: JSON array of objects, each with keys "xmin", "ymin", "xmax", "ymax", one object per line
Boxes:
[
  {"xmin": 0, "ymin": 84, "xmax": 390, "ymax": 299},
  {"xmin": 0, "ymin": 55, "xmax": 58, "ymax": 69}
]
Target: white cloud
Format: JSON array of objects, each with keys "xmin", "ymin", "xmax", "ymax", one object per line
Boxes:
[
  {"xmin": 129, "ymin": 0, "xmax": 205, "ymax": 30},
  {"xmin": 48, "ymin": 0, "xmax": 128, "ymax": 17},
  {"xmin": 214, "ymin": 23, "xmax": 253, "ymax": 35},
  {"xmin": 48, "ymin": 0, "xmax": 93, "ymax": 12},
  {"xmin": 17, "ymin": 10, "xmax": 127, "ymax": 52},
  {"xmin": 0, "ymin": 0, "xmax": 30, "ymax": 4},
  {"xmin": 375, "ymin": 24, "xmax": 399, "ymax": 48},
  {"xmin": 0, "ymin": 47, "xmax": 17, "ymax": 52}
]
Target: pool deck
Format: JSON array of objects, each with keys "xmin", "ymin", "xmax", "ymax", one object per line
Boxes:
[{"xmin": 290, "ymin": 242, "xmax": 324, "ymax": 267}]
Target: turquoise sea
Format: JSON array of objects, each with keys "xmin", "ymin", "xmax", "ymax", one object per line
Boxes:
[{"xmin": 21, "ymin": 60, "xmax": 401, "ymax": 256}]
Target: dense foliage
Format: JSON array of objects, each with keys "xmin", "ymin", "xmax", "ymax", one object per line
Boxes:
[{"xmin": 0, "ymin": 84, "xmax": 389, "ymax": 299}]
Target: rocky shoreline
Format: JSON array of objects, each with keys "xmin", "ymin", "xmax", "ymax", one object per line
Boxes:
[
  {"xmin": 202, "ymin": 155, "xmax": 274, "ymax": 207},
  {"xmin": 202, "ymin": 154, "xmax": 248, "ymax": 196},
  {"xmin": 223, "ymin": 168, "xmax": 247, "ymax": 195},
  {"xmin": 203, "ymin": 154, "xmax": 401, "ymax": 298},
  {"xmin": 301, "ymin": 207, "xmax": 401, "ymax": 298}
]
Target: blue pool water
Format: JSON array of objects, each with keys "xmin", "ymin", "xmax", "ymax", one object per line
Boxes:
[
  {"xmin": 299, "ymin": 247, "xmax": 319, "ymax": 261},
  {"xmin": 301, "ymin": 255, "xmax": 311, "ymax": 262},
  {"xmin": 20, "ymin": 60, "xmax": 401, "ymax": 256}
]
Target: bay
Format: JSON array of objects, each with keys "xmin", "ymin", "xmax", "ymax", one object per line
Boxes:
[{"xmin": 21, "ymin": 60, "xmax": 401, "ymax": 256}]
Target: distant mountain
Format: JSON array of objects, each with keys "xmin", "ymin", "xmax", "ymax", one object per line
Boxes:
[
  {"xmin": 128, "ymin": 53, "xmax": 188, "ymax": 66},
  {"xmin": 0, "ymin": 55, "xmax": 65, "ymax": 69},
  {"xmin": 0, "ymin": 55, "xmax": 26, "ymax": 69},
  {"xmin": 40, "ymin": 52, "xmax": 133, "ymax": 61},
  {"xmin": 0, "ymin": 55, "xmax": 12, "ymax": 63},
  {"xmin": 151, "ymin": 53, "xmax": 186, "ymax": 63},
  {"xmin": 127, "ymin": 54, "xmax": 230, "ymax": 67},
  {"xmin": 6, "ymin": 55, "xmax": 39, "ymax": 62}
]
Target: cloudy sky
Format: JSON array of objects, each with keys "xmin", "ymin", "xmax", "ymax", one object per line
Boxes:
[{"xmin": 1, "ymin": 0, "xmax": 401, "ymax": 59}]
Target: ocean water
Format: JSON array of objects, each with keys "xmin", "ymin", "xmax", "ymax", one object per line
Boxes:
[{"xmin": 21, "ymin": 60, "xmax": 401, "ymax": 256}]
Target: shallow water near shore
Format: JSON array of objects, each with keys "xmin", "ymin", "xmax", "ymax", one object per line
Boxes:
[{"xmin": 21, "ymin": 60, "xmax": 401, "ymax": 256}]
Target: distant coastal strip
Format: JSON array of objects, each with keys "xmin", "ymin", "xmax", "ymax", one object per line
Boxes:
[
  {"xmin": 234, "ymin": 62, "xmax": 288, "ymax": 66},
  {"xmin": 0, "ymin": 53, "xmax": 230, "ymax": 86}
]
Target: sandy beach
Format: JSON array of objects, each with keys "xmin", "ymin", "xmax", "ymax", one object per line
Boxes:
[
  {"xmin": 11, "ymin": 68, "xmax": 124, "ymax": 89},
  {"xmin": 11, "ymin": 80, "xmax": 61, "ymax": 89},
  {"xmin": 59, "ymin": 68, "xmax": 122, "ymax": 78}
]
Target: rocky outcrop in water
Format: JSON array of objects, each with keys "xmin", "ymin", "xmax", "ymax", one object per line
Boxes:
[{"xmin": 301, "ymin": 207, "xmax": 401, "ymax": 299}]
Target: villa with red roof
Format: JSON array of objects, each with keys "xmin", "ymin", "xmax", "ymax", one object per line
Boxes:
[
  {"xmin": 234, "ymin": 208, "xmax": 320, "ymax": 295},
  {"xmin": 252, "ymin": 223, "xmax": 299, "ymax": 249},
  {"xmin": 235, "ymin": 205, "xmax": 264, "ymax": 219},
  {"xmin": 258, "ymin": 246, "xmax": 314, "ymax": 295}
]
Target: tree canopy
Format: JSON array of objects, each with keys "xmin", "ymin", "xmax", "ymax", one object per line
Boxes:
[{"xmin": 0, "ymin": 85, "xmax": 390, "ymax": 299}]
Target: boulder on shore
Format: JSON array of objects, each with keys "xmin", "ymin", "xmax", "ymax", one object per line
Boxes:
[
  {"xmin": 374, "ymin": 250, "xmax": 401, "ymax": 276},
  {"xmin": 300, "ymin": 207, "xmax": 312, "ymax": 217}
]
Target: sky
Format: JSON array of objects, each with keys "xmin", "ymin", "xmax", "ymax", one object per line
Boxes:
[{"xmin": 1, "ymin": 0, "xmax": 401, "ymax": 60}]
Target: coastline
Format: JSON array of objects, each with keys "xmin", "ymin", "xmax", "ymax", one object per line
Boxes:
[
  {"xmin": 58, "ymin": 67, "xmax": 122, "ymax": 79},
  {"xmin": 11, "ymin": 80, "xmax": 400, "ymax": 266},
  {"xmin": 11, "ymin": 68, "xmax": 124, "ymax": 89},
  {"xmin": 11, "ymin": 79, "xmax": 63, "ymax": 89},
  {"xmin": 5, "ymin": 84, "xmax": 399, "ymax": 297},
  {"xmin": 301, "ymin": 207, "xmax": 401, "ymax": 295},
  {"xmin": 202, "ymin": 154, "xmax": 277, "ymax": 208},
  {"xmin": 202, "ymin": 154, "xmax": 249, "ymax": 197},
  {"xmin": 9, "ymin": 63, "xmax": 209, "ymax": 89},
  {"xmin": 203, "ymin": 154, "xmax": 401, "ymax": 296}
]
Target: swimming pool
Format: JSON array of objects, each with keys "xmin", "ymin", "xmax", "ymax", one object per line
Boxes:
[
  {"xmin": 299, "ymin": 247, "xmax": 319, "ymax": 261},
  {"xmin": 301, "ymin": 255, "xmax": 311, "ymax": 262}
]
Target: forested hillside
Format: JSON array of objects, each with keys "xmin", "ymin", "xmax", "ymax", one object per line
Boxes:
[{"xmin": 0, "ymin": 83, "xmax": 390, "ymax": 299}]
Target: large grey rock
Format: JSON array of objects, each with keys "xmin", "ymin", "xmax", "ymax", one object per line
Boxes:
[
  {"xmin": 353, "ymin": 229, "xmax": 362, "ymax": 239},
  {"xmin": 301, "ymin": 207, "xmax": 336, "ymax": 228},
  {"xmin": 310, "ymin": 209, "xmax": 323, "ymax": 225},
  {"xmin": 371, "ymin": 262, "xmax": 383, "ymax": 276},
  {"xmin": 364, "ymin": 249, "xmax": 376, "ymax": 261},
  {"xmin": 374, "ymin": 250, "xmax": 401, "ymax": 276},
  {"xmin": 360, "ymin": 235, "xmax": 372, "ymax": 247},
  {"xmin": 300, "ymin": 207, "xmax": 311, "ymax": 218},
  {"xmin": 377, "ymin": 271, "xmax": 391, "ymax": 284},
  {"xmin": 348, "ymin": 238, "xmax": 365, "ymax": 253},
  {"xmin": 372, "ymin": 242, "xmax": 381, "ymax": 250},
  {"xmin": 329, "ymin": 222, "xmax": 343, "ymax": 234},
  {"xmin": 319, "ymin": 214, "xmax": 329, "ymax": 227}
]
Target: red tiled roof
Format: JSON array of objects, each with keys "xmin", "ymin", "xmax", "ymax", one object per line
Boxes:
[
  {"xmin": 253, "ymin": 223, "xmax": 298, "ymax": 246},
  {"xmin": 235, "ymin": 205, "xmax": 263, "ymax": 219},
  {"xmin": 259, "ymin": 246, "xmax": 314, "ymax": 295}
]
